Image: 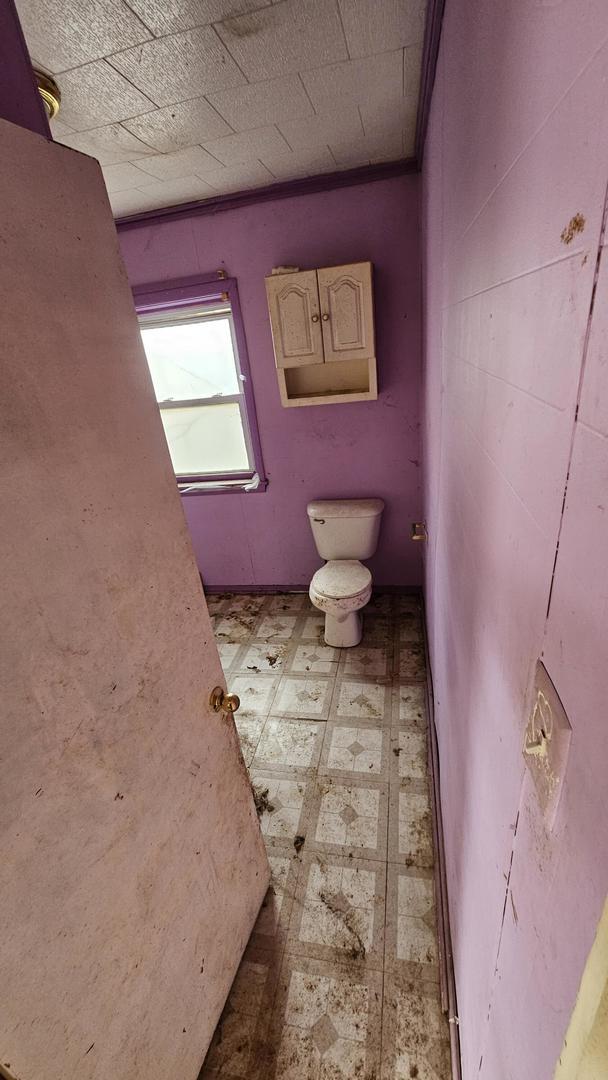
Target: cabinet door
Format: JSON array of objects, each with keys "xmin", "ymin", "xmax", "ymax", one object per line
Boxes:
[
  {"xmin": 265, "ymin": 269, "xmax": 324, "ymax": 368},
  {"xmin": 317, "ymin": 262, "xmax": 374, "ymax": 363}
]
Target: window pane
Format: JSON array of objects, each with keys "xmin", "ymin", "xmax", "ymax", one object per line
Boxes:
[
  {"xmin": 159, "ymin": 403, "xmax": 250, "ymax": 476},
  {"xmin": 141, "ymin": 317, "xmax": 240, "ymax": 401}
]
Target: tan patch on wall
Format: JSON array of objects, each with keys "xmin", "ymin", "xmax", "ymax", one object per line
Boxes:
[{"xmin": 561, "ymin": 213, "xmax": 586, "ymax": 244}]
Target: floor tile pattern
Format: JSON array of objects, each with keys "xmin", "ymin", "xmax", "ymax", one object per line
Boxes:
[{"xmin": 200, "ymin": 591, "xmax": 451, "ymax": 1079}]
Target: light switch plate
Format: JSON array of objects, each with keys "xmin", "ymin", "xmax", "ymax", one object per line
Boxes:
[{"xmin": 523, "ymin": 660, "xmax": 572, "ymax": 828}]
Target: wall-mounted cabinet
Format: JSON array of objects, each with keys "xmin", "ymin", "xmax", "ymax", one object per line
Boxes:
[{"xmin": 265, "ymin": 261, "xmax": 377, "ymax": 407}]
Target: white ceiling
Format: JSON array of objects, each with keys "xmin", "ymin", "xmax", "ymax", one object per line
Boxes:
[{"xmin": 17, "ymin": 0, "xmax": 426, "ymax": 218}]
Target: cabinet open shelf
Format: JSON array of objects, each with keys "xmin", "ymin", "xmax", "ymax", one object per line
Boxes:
[{"xmin": 279, "ymin": 355, "xmax": 377, "ymax": 407}]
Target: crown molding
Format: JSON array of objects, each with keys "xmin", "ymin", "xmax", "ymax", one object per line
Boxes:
[{"xmin": 115, "ymin": 157, "xmax": 417, "ymax": 230}]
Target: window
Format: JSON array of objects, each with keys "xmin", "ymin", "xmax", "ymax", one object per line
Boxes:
[{"xmin": 135, "ymin": 275, "xmax": 266, "ymax": 494}]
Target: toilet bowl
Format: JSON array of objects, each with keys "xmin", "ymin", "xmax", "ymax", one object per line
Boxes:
[
  {"xmin": 310, "ymin": 559, "xmax": 372, "ymax": 646},
  {"xmin": 307, "ymin": 498, "xmax": 384, "ymax": 648}
]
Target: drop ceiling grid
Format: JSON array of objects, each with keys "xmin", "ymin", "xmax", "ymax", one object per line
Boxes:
[{"xmin": 15, "ymin": 0, "xmax": 427, "ymax": 215}]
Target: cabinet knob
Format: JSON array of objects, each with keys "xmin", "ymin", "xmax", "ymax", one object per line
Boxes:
[
  {"xmin": 311, "ymin": 314, "xmax": 319, "ymax": 323},
  {"xmin": 322, "ymin": 313, "xmax": 329, "ymax": 321}
]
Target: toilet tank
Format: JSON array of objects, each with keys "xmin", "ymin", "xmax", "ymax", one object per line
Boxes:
[{"xmin": 307, "ymin": 498, "xmax": 384, "ymax": 560}]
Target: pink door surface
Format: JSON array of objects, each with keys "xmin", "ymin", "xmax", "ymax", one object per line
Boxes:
[{"xmin": 0, "ymin": 119, "xmax": 269, "ymax": 1080}]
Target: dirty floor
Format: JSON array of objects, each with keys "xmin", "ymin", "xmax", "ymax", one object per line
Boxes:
[{"xmin": 199, "ymin": 591, "xmax": 452, "ymax": 1080}]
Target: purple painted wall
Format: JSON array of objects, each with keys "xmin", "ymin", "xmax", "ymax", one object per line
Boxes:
[
  {"xmin": 119, "ymin": 175, "xmax": 422, "ymax": 589},
  {"xmin": 0, "ymin": 0, "xmax": 50, "ymax": 138},
  {"xmin": 423, "ymin": 2, "xmax": 608, "ymax": 1077}
]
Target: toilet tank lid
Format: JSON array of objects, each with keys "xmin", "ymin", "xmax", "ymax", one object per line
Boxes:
[{"xmin": 307, "ymin": 498, "xmax": 384, "ymax": 519}]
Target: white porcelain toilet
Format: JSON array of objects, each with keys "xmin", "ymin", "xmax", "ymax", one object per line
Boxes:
[{"xmin": 307, "ymin": 498, "xmax": 385, "ymax": 647}]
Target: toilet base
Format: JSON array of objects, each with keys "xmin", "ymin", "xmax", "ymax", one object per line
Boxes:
[{"xmin": 324, "ymin": 610, "xmax": 362, "ymax": 648}]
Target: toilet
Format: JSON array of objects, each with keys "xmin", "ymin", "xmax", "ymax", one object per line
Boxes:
[{"xmin": 307, "ymin": 498, "xmax": 385, "ymax": 647}]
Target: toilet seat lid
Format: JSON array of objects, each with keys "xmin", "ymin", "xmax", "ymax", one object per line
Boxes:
[{"xmin": 311, "ymin": 560, "xmax": 372, "ymax": 600}]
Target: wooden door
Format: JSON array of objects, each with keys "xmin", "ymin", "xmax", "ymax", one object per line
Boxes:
[
  {"xmin": 265, "ymin": 269, "xmax": 324, "ymax": 368},
  {"xmin": 0, "ymin": 119, "xmax": 269, "ymax": 1080},
  {"xmin": 317, "ymin": 261, "xmax": 375, "ymax": 363}
]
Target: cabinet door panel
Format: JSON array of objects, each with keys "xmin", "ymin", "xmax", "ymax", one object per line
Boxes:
[
  {"xmin": 265, "ymin": 270, "xmax": 324, "ymax": 368},
  {"xmin": 317, "ymin": 262, "xmax": 374, "ymax": 363}
]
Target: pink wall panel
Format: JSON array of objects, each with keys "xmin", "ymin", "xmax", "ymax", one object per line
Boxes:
[
  {"xmin": 119, "ymin": 176, "xmax": 422, "ymax": 589},
  {"xmin": 423, "ymin": 1, "xmax": 608, "ymax": 1075},
  {"xmin": 481, "ymin": 249, "xmax": 608, "ymax": 1074}
]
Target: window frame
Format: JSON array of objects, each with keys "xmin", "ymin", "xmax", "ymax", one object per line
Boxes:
[{"xmin": 133, "ymin": 273, "xmax": 267, "ymax": 495}]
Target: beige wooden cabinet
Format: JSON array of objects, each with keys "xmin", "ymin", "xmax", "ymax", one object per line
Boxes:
[{"xmin": 265, "ymin": 261, "xmax": 377, "ymax": 406}]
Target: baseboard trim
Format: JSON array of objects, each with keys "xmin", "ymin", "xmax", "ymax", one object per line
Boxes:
[
  {"xmin": 201, "ymin": 581, "xmax": 422, "ymax": 596},
  {"xmin": 422, "ymin": 597, "xmax": 463, "ymax": 1080},
  {"xmin": 202, "ymin": 582, "xmax": 307, "ymax": 594}
]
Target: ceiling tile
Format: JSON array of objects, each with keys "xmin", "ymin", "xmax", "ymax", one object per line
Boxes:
[
  {"xmin": 331, "ymin": 153, "xmax": 370, "ymax": 171},
  {"xmin": 371, "ymin": 137, "xmax": 408, "ymax": 162},
  {"xmin": 136, "ymin": 175, "xmax": 218, "ymax": 207},
  {"xmin": 405, "ymin": 42, "xmax": 423, "ymax": 97},
  {"xmin": 279, "ymin": 107, "xmax": 363, "ymax": 152},
  {"xmin": 56, "ymin": 61, "xmax": 155, "ymax": 130},
  {"xmin": 50, "ymin": 118, "xmax": 75, "ymax": 139},
  {"xmin": 216, "ymin": 0, "xmax": 348, "ymax": 82},
  {"xmin": 122, "ymin": 98, "xmax": 232, "ymax": 153},
  {"xmin": 57, "ymin": 123, "xmax": 157, "ymax": 164},
  {"xmin": 207, "ymin": 75, "xmax": 313, "ymax": 133},
  {"xmin": 261, "ymin": 146, "xmax": 336, "ymax": 181},
  {"xmin": 370, "ymin": 138, "xmax": 408, "ymax": 163},
  {"xmin": 101, "ymin": 161, "xmax": 153, "ymax": 191},
  {"xmin": 203, "ymin": 125, "xmax": 291, "ymax": 166},
  {"xmin": 15, "ymin": 0, "xmax": 151, "ymax": 72},
  {"xmin": 135, "ymin": 145, "xmax": 225, "ymax": 181},
  {"xmin": 110, "ymin": 187, "xmax": 155, "ymax": 217},
  {"xmin": 338, "ymin": 0, "xmax": 425, "ymax": 58},
  {"xmin": 125, "ymin": 0, "xmax": 270, "ymax": 36},
  {"xmin": 360, "ymin": 98, "xmax": 417, "ymax": 141},
  {"xmin": 403, "ymin": 124, "xmax": 416, "ymax": 158},
  {"xmin": 301, "ymin": 50, "xmax": 403, "ymax": 113},
  {"xmin": 107, "ymin": 25, "xmax": 246, "ymax": 106},
  {"xmin": 203, "ymin": 161, "xmax": 275, "ymax": 193},
  {"xmin": 330, "ymin": 130, "xmax": 404, "ymax": 167}
]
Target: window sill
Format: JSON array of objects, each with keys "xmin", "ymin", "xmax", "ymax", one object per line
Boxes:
[{"xmin": 178, "ymin": 473, "xmax": 268, "ymax": 496}]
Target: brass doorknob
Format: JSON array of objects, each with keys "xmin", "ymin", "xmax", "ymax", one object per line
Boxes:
[
  {"xmin": 311, "ymin": 314, "xmax": 319, "ymax": 322},
  {"xmin": 322, "ymin": 313, "xmax": 329, "ymax": 321},
  {"xmin": 209, "ymin": 686, "xmax": 241, "ymax": 714}
]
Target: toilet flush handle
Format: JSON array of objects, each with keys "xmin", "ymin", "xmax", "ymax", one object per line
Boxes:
[{"xmin": 313, "ymin": 518, "xmax": 325, "ymax": 524}]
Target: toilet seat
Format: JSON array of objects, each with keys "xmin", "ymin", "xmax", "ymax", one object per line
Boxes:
[
  {"xmin": 310, "ymin": 560, "xmax": 372, "ymax": 602},
  {"xmin": 309, "ymin": 560, "xmax": 372, "ymax": 647}
]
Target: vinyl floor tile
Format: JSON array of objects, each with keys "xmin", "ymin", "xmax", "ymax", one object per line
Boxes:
[
  {"xmin": 307, "ymin": 777, "xmax": 389, "ymax": 861},
  {"xmin": 204, "ymin": 591, "xmax": 451, "ymax": 1079},
  {"xmin": 252, "ymin": 717, "xmax": 325, "ymax": 775},
  {"xmin": 272, "ymin": 675, "xmax": 335, "ymax": 721},
  {"xmin": 320, "ymin": 721, "xmax": 390, "ymax": 782},
  {"xmin": 393, "ymin": 683, "xmax": 428, "ymax": 729},
  {"xmin": 381, "ymin": 974, "xmax": 451, "ymax": 1080},
  {"xmin": 332, "ymin": 677, "xmax": 392, "ymax": 725},
  {"xmin": 237, "ymin": 640, "xmax": 293, "ymax": 675},
  {"xmin": 270, "ymin": 955, "xmax": 383, "ymax": 1080},
  {"xmin": 288, "ymin": 851, "xmax": 386, "ymax": 969}
]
